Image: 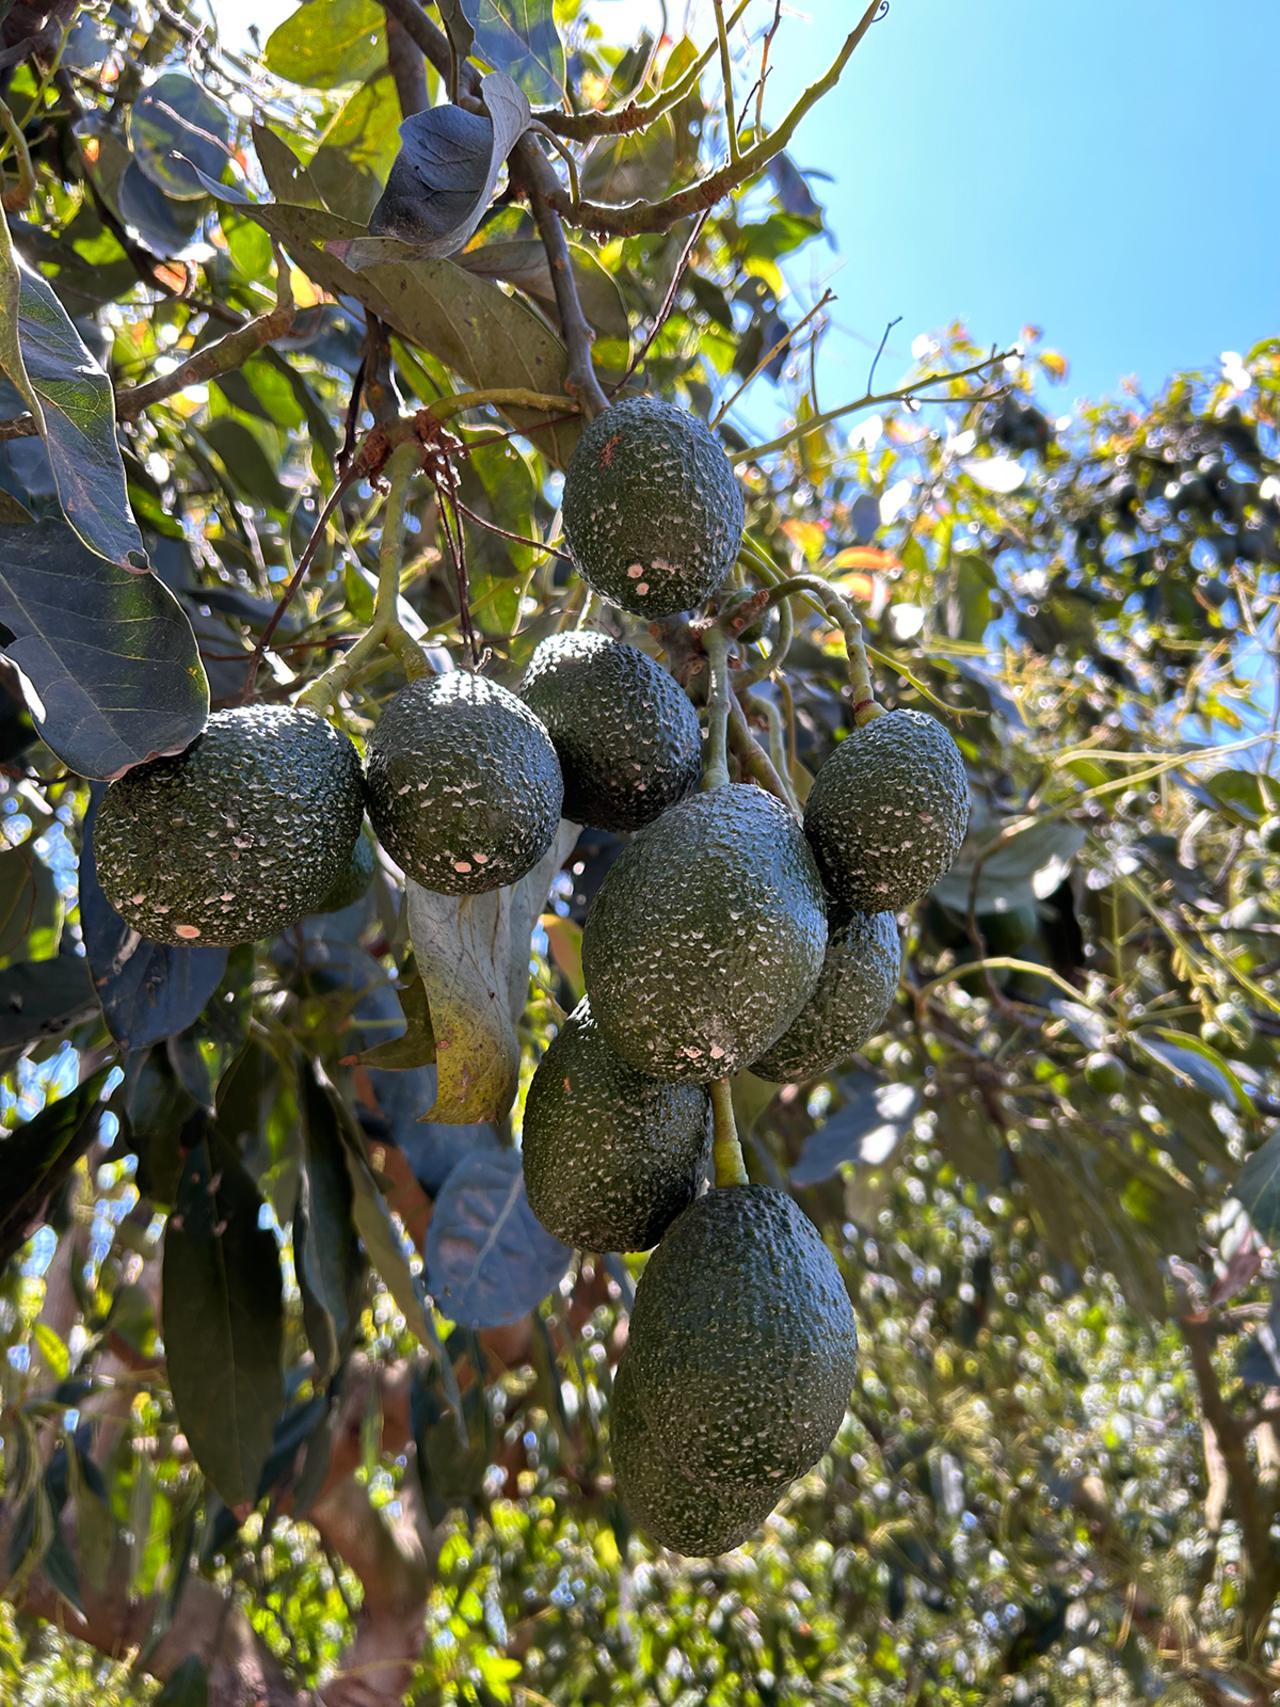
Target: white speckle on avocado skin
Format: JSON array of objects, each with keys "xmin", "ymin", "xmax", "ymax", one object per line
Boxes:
[
  {"xmin": 561, "ymin": 397, "xmax": 745, "ymax": 618},
  {"xmin": 581, "ymin": 784, "xmax": 827, "ymax": 1083},
  {"xmin": 804, "ymin": 708, "xmax": 971, "ymax": 914},
  {"xmin": 93, "ymin": 703, "xmax": 364, "ymax": 948},
  {"xmin": 365, "ymin": 671, "xmax": 563, "ymax": 897},
  {"xmin": 520, "ymin": 632, "xmax": 701, "ymax": 833},
  {"xmin": 614, "ymin": 1185, "xmax": 858, "ymax": 1547}
]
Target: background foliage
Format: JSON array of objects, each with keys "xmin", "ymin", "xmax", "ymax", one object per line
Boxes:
[{"xmin": 0, "ymin": 2, "xmax": 1278, "ymax": 1704}]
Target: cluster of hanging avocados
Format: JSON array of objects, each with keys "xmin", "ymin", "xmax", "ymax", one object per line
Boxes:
[{"xmin": 92, "ymin": 396, "xmax": 971, "ymax": 1558}]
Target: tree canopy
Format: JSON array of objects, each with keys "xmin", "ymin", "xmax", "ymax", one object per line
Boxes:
[{"xmin": 0, "ymin": 2, "xmax": 1278, "ymax": 1704}]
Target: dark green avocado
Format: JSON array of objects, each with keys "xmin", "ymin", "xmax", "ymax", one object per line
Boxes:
[
  {"xmin": 94, "ymin": 703, "xmax": 363, "ymax": 946},
  {"xmin": 520, "ymin": 631, "xmax": 701, "ymax": 832},
  {"xmin": 365, "ymin": 672, "xmax": 563, "ymax": 895},
  {"xmin": 752, "ymin": 905, "xmax": 901, "ymax": 1083},
  {"xmin": 803, "ymin": 709, "xmax": 970, "ymax": 912},
  {"xmin": 561, "ymin": 397, "xmax": 744, "ymax": 617},
  {"xmin": 315, "ymin": 824, "xmax": 377, "ymax": 914},
  {"xmin": 522, "ymin": 998, "xmax": 710, "ymax": 1251},
  {"xmin": 581, "ymin": 784, "xmax": 827, "ymax": 1082},
  {"xmin": 611, "ymin": 1357, "xmax": 778, "ymax": 1556},
  {"xmin": 624, "ymin": 1185, "xmax": 857, "ymax": 1492}
]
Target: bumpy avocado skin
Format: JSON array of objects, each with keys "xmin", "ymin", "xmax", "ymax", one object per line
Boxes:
[
  {"xmin": 581, "ymin": 784, "xmax": 827, "ymax": 1082},
  {"xmin": 752, "ymin": 906, "xmax": 902, "ymax": 1083},
  {"xmin": 803, "ymin": 709, "xmax": 970, "ymax": 912},
  {"xmin": 365, "ymin": 673, "xmax": 563, "ymax": 895},
  {"xmin": 561, "ymin": 397, "xmax": 744, "ymax": 617},
  {"xmin": 625, "ymin": 1185, "xmax": 858, "ymax": 1493},
  {"xmin": 520, "ymin": 632, "xmax": 701, "ymax": 832},
  {"xmin": 94, "ymin": 704, "xmax": 364, "ymax": 946},
  {"xmin": 522, "ymin": 998, "xmax": 710, "ymax": 1252},
  {"xmin": 611, "ymin": 1358, "xmax": 778, "ymax": 1555},
  {"xmin": 315, "ymin": 825, "xmax": 377, "ymax": 913}
]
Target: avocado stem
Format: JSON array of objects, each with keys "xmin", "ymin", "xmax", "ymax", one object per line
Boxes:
[
  {"xmin": 299, "ymin": 441, "xmax": 431, "ymax": 711},
  {"xmin": 701, "ymin": 626, "xmax": 733, "ymax": 791},
  {"xmin": 736, "ymin": 543, "xmax": 882, "ymax": 724},
  {"xmin": 709, "ymin": 1078, "xmax": 748, "ymax": 1187}
]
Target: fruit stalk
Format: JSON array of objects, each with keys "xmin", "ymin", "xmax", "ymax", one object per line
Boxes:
[
  {"xmin": 701, "ymin": 626, "xmax": 733, "ymax": 790},
  {"xmin": 740, "ymin": 546, "xmax": 882, "ymax": 725},
  {"xmin": 709, "ymin": 1077, "xmax": 748, "ymax": 1187},
  {"xmin": 300, "ymin": 441, "xmax": 430, "ymax": 710}
]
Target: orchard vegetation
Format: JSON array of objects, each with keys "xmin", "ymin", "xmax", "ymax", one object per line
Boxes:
[{"xmin": 0, "ymin": 2, "xmax": 1278, "ymax": 1704}]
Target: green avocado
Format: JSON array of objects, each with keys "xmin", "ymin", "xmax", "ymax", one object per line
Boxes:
[
  {"xmin": 752, "ymin": 905, "xmax": 901, "ymax": 1083},
  {"xmin": 803, "ymin": 709, "xmax": 970, "ymax": 912},
  {"xmin": 581, "ymin": 784, "xmax": 827, "ymax": 1082},
  {"xmin": 611, "ymin": 1357, "xmax": 778, "ymax": 1556},
  {"xmin": 624, "ymin": 1185, "xmax": 858, "ymax": 1493},
  {"xmin": 1083, "ymin": 1051, "xmax": 1126, "ymax": 1095},
  {"xmin": 561, "ymin": 397, "xmax": 744, "ymax": 617},
  {"xmin": 315, "ymin": 824, "xmax": 377, "ymax": 914},
  {"xmin": 520, "ymin": 631, "xmax": 701, "ymax": 832},
  {"xmin": 365, "ymin": 673, "xmax": 563, "ymax": 895},
  {"xmin": 522, "ymin": 998, "xmax": 710, "ymax": 1252},
  {"xmin": 94, "ymin": 703, "xmax": 363, "ymax": 946}
]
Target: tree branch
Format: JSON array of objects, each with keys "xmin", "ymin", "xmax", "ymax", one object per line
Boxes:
[
  {"xmin": 115, "ymin": 255, "xmax": 295, "ymax": 420},
  {"xmin": 546, "ymin": 0, "xmax": 886, "ymax": 236},
  {"xmin": 512, "ymin": 135, "xmax": 608, "ymax": 417}
]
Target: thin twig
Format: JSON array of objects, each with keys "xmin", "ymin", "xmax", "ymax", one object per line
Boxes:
[
  {"xmin": 733, "ymin": 347, "xmax": 1015, "ymax": 462},
  {"xmin": 618, "ymin": 208, "xmax": 712, "ymax": 390},
  {"xmin": 712, "ymin": 1, "xmax": 739, "ymax": 166},
  {"xmin": 436, "ymin": 477, "xmax": 481, "ymax": 666},
  {"xmin": 548, "ymin": 0, "xmax": 886, "ymax": 235},
  {"xmin": 115, "ymin": 251, "xmax": 295, "ymax": 419},
  {"xmin": 0, "ymin": 96, "xmax": 36, "ymax": 211},
  {"xmin": 756, "ymin": 0, "xmax": 783, "ymax": 135},
  {"xmin": 866, "ymin": 313, "xmax": 902, "ymax": 393},
  {"xmin": 454, "ymin": 498, "xmax": 570, "ymax": 561},
  {"xmin": 513, "ymin": 134, "xmax": 609, "ymax": 418},
  {"xmin": 711, "ymin": 288, "xmax": 834, "ymax": 426}
]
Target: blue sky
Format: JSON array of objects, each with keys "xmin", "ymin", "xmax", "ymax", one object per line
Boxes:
[{"xmin": 222, "ymin": 0, "xmax": 1279, "ymax": 410}]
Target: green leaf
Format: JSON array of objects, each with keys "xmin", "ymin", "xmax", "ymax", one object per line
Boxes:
[
  {"xmin": 155, "ymin": 1657, "xmax": 209, "ymax": 1707},
  {"xmin": 129, "ymin": 74, "xmax": 230, "ymax": 200},
  {"xmin": 0, "ymin": 842, "xmax": 59, "ymax": 964},
  {"xmin": 1239, "ymin": 1130, "xmax": 1280, "ymax": 1246},
  {"xmin": 458, "ymin": 236, "xmax": 631, "ymax": 380},
  {"xmin": 31, "ymin": 1321, "xmax": 69, "ymax": 1379},
  {"xmin": 932, "ymin": 819, "xmax": 1085, "ymax": 915},
  {"xmin": 1132, "ymin": 1028, "xmax": 1252, "ymax": 1116},
  {"xmin": 264, "ymin": 0, "xmax": 387, "ymax": 89},
  {"xmin": 463, "ymin": 0, "xmax": 565, "ymax": 105},
  {"xmin": 0, "ymin": 517, "xmax": 209, "ymax": 779},
  {"xmin": 360, "ymin": 969, "xmax": 435, "ymax": 1069},
  {"xmin": 241, "ymin": 203, "xmax": 576, "ymax": 464},
  {"xmin": 162, "ymin": 1129, "xmax": 284, "ymax": 1513},
  {"xmin": 0, "ymin": 1070, "xmax": 110, "ymax": 1268},
  {"xmin": 321, "ymin": 1072, "xmax": 435, "ymax": 1344},
  {"xmin": 297, "ymin": 1064, "xmax": 365, "ymax": 1380},
  {"xmin": 309, "ymin": 73, "xmax": 404, "ymax": 224},
  {"xmin": 406, "ymin": 821, "xmax": 578, "ymax": 1124},
  {"xmin": 0, "ymin": 232, "xmax": 144, "ymax": 567},
  {"xmin": 369, "ymin": 73, "xmax": 531, "ymax": 258},
  {"xmin": 67, "ymin": 1440, "xmax": 115, "ymax": 1594}
]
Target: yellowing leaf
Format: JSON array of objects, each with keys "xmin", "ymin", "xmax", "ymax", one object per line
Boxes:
[
  {"xmin": 782, "ymin": 517, "xmax": 826, "ymax": 560},
  {"xmin": 1039, "ymin": 349, "xmax": 1069, "ymax": 382}
]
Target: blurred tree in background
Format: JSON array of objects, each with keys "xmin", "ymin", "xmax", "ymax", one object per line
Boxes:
[{"xmin": 0, "ymin": 2, "xmax": 1278, "ymax": 1704}]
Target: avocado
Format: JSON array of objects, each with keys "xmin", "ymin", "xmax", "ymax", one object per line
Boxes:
[
  {"xmin": 522, "ymin": 998, "xmax": 710, "ymax": 1251},
  {"xmin": 94, "ymin": 703, "xmax": 363, "ymax": 946},
  {"xmin": 581, "ymin": 784, "xmax": 827, "ymax": 1081},
  {"xmin": 1083, "ymin": 1051, "xmax": 1126, "ymax": 1095},
  {"xmin": 561, "ymin": 397, "xmax": 744, "ymax": 617},
  {"xmin": 365, "ymin": 673, "xmax": 563, "ymax": 895},
  {"xmin": 611, "ymin": 1357, "xmax": 778, "ymax": 1555},
  {"xmin": 803, "ymin": 709, "xmax": 970, "ymax": 912},
  {"xmin": 624, "ymin": 1184, "xmax": 857, "ymax": 1491},
  {"xmin": 520, "ymin": 631, "xmax": 701, "ymax": 832},
  {"xmin": 315, "ymin": 824, "xmax": 377, "ymax": 913},
  {"xmin": 751, "ymin": 905, "xmax": 901, "ymax": 1083}
]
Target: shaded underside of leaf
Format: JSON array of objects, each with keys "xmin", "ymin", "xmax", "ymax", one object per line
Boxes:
[
  {"xmin": 0, "ymin": 516, "xmax": 209, "ymax": 779},
  {"xmin": 162, "ymin": 1130, "xmax": 284, "ymax": 1512}
]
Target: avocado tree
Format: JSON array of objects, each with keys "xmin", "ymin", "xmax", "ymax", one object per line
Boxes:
[{"xmin": 1, "ymin": 2, "xmax": 1279, "ymax": 1704}]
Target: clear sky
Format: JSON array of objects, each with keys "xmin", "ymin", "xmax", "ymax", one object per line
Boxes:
[{"xmin": 219, "ymin": 0, "xmax": 1279, "ymax": 411}]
